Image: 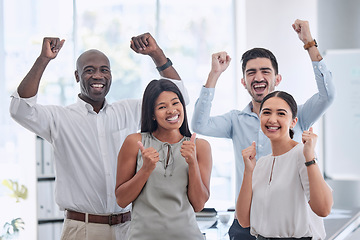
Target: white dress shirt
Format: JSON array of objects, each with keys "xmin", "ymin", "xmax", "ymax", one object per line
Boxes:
[{"xmin": 10, "ymin": 79, "xmax": 189, "ymax": 215}]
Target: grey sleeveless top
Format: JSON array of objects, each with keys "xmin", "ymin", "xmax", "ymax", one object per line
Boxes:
[{"xmin": 128, "ymin": 132, "xmax": 203, "ymax": 240}]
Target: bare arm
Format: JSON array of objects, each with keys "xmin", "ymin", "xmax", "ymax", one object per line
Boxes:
[
  {"xmin": 17, "ymin": 38, "xmax": 65, "ymax": 98},
  {"xmin": 181, "ymin": 134, "xmax": 212, "ymax": 212},
  {"xmin": 130, "ymin": 32, "xmax": 180, "ymax": 80},
  {"xmin": 204, "ymin": 51, "xmax": 231, "ymax": 88},
  {"xmin": 115, "ymin": 133, "xmax": 159, "ymax": 208},
  {"xmin": 236, "ymin": 142, "xmax": 256, "ymax": 227},
  {"xmin": 292, "ymin": 19, "xmax": 323, "ymax": 62},
  {"xmin": 302, "ymin": 128, "xmax": 333, "ymax": 217}
]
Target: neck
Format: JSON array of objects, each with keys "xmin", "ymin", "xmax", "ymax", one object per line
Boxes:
[
  {"xmin": 152, "ymin": 128, "xmax": 183, "ymax": 144},
  {"xmin": 251, "ymin": 100, "xmax": 261, "ymax": 116},
  {"xmin": 271, "ymin": 138, "xmax": 297, "ymax": 156},
  {"xmin": 79, "ymin": 94, "xmax": 104, "ymax": 114}
]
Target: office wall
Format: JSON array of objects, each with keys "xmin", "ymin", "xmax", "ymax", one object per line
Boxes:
[{"xmin": 318, "ymin": 0, "xmax": 360, "ymax": 50}]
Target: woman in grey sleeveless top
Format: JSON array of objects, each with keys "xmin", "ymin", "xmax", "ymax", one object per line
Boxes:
[{"xmin": 115, "ymin": 79, "xmax": 213, "ymax": 240}]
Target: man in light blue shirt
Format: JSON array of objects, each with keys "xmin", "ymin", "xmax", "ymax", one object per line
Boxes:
[{"xmin": 191, "ymin": 19, "xmax": 335, "ymax": 240}]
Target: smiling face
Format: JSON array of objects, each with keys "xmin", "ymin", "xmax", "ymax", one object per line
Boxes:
[
  {"xmin": 260, "ymin": 97, "xmax": 297, "ymax": 141},
  {"xmin": 241, "ymin": 58, "xmax": 281, "ymax": 103},
  {"xmin": 75, "ymin": 50, "xmax": 112, "ymax": 111},
  {"xmin": 153, "ymin": 91, "xmax": 184, "ymax": 132}
]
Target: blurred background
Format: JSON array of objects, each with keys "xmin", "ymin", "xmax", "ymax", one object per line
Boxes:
[{"xmin": 0, "ymin": 0, "xmax": 359, "ymax": 239}]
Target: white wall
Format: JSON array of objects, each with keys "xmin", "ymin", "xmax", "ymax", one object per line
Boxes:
[{"xmin": 241, "ymin": 0, "xmax": 318, "ymax": 107}]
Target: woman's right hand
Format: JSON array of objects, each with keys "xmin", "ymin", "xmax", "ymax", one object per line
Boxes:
[
  {"xmin": 242, "ymin": 142, "xmax": 257, "ymax": 173},
  {"xmin": 137, "ymin": 141, "xmax": 159, "ymax": 173}
]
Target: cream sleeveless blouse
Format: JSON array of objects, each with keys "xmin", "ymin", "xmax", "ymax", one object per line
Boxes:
[{"xmin": 128, "ymin": 132, "xmax": 203, "ymax": 240}]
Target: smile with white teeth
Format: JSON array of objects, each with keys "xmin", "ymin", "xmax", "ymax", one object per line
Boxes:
[
  {"xmin": 167, "ymin": 115, "xmax": 179, "ymax": 121},
  {"xmin": 254, "ymin": 84, "xmax": 266, "ymax": 89},
  {"xmin": 267, "ymin": 126, "xmax": 280, "ymax": 130},
  {"xmin": 91, "ymin": 83, "xmax": 104, "ymax": 88}
]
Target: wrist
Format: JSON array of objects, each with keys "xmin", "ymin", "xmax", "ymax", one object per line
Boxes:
[
  {"xmin": 303, "ymin": 39, "xmax": 318, "ymax": 50},
  {"xmin": 150, "ymin": 49, "xmax": 166, "ymax": 63}
]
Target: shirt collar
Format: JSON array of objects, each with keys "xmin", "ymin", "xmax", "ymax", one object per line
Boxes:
[
  {"xmin": 243, "ymin": 102, "xmax": 259, "ymax": 118},
  {"xmin": 75, "ymin": 95, "xmax": 109, "ymax": 114}
]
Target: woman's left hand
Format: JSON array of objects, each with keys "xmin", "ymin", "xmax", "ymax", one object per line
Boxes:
[
  {"xmin": 302, "ymin": 127, "xmax": 318, "ymax": 160},
  {"xmin": 181, "ymin": 133, "xmax": 197, "ymax": 165}
]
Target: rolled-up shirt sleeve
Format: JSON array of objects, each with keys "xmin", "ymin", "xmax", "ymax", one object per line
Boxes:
[{"xmin": 10, "ymin": 91, "xmax": 53, "ymax": 142}]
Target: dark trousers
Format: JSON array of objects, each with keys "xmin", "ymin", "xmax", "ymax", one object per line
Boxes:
[{"xmin": 228, "ymin": 219, "xmax": 256, "ymax": 240}]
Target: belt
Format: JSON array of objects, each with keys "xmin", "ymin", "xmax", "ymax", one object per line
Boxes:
[
  {"xmin": 66, "ymin": 210, "xmax": 131, "ymax": 226},
  {"xmin": 257, "ymin": 235, "xmax": 312, "ymax": 240}
]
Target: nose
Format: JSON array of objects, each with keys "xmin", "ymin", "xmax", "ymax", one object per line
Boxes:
[
  {"xmin": 92, "ymin": 69, "xmax": 103, "ymax": 79},
  {"xmin": 268, "ymin": 113, "xmax": 277, "ymax": 123},
  {"xmin": 167, "ymin": 107, "xmax": 177, "ymax": 114},
  {"xmin": 254, "ymin": 71, "xmax": 264, "ymax": 81}
]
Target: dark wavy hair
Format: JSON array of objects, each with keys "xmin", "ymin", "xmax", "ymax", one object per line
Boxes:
[
  {"xmin": 141, "ymin": 79, "xmax": 191, "ymax": 137},
  {"xmin": 241, "ymin": 48, "xmax": 279, "ymax": 76},
  {"xmin": 259, "ymin": 91, "xmax": 297, "ymax": 139}
]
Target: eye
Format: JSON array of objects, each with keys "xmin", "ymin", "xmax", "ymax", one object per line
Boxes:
[
  {"xmin": 173, "ymin": 101, "xmax": 180, "ymax": 105},
  {"xmin": 101, "ymin": 68, "xmax": 110, "ymax": 73},
  {"xmin": 278, "ymin": 112, "xmax": 286, "ymax": 116},
  {"xmin": 262, "ymin": 111, "xmax": 271, "ymax": 115},
  {"xmin": 262, "ymin": 70, "xmax": 271, "ymax": 74},
  {"xmin": 85, "ymin": 69, "xmax": 94, "ymax": 73},
  {"xmin": 247, "ymin": 71, "xmax": 255, "ymax": 76}
]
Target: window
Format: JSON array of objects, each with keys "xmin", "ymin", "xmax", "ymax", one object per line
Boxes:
[{"xmin": 1, "ymin": 1, "xmax": 238, "ymax": 238}]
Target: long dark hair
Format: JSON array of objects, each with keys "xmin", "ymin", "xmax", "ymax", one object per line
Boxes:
[
  {"xmin": 259, "ymin": 91, "xmax": 297, "ymax": 139},
  {"xmin": 141, "ymin": 79, "xmax": 191, "ymax": 137}
]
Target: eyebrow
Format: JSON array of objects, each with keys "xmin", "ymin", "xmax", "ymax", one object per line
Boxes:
[
  {"xmin": 262, "ymin": 108, "xmax": 288, "ymax": 113},
  {"xmin": 245, "ymin": 67, "xmax": 272, "ymax": 74},
  {"xmin": 83, "ymin": 65, "xmax": 110, "ymax": 70},
  {"xmin": 155, "ymin": 97, "xmax": 179, "ymax": 107}
]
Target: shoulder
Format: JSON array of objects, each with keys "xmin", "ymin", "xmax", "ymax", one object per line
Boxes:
[
  {"xmin": 195, "ymin": 138, "xmax": 211, "ymax": 151},
  {"xmin": 111, "ymin": 98, "xmax": 141, "ymax": 109},
  {"xmin": 123, "ymin": 133, "xmax": 142, "ymax": 146}
]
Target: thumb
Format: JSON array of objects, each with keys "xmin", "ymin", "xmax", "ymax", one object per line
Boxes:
[
  {"xmin": 190, "ymin": 133, "xmax": 196, "ymax": 143},
  {"xmin": 137, "ymin": 141, "xmax": 145, "ymax": 152},
  {"xmin": 251, "ymin": 141, "xmax": 256, "ymax": 148},
  {"xmin": 309, "ymin": 127, "xmax": 313, "ymax": 133}
]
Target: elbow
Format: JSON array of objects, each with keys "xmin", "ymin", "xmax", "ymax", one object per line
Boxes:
[
  {"xmin": 115, "ymin": 196, "xmax": 129, "ymax": 209},
  {"xmin": 193, "ymin": 203, "xmax": 205, "ymax": 213},
  {"xmin": 311, "ymin": 199, "xmax": 333, "ymax": 217},
  {"xmin": 236, "ymin": 212, "xmax": 250, "ymax": 228},
  {"xmin": 115, "ymin": 189, "xmax": 130, "ymax": 209},
  {"xmin": 315, "ymin": 207, "xmax": 332, "ymax": 217},
  {"xmin": 192, "ymin": 193, "xmax": 210, "ymax": 213}
]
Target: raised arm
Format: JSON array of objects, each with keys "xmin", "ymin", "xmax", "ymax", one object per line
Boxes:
[
  {"xmin": 236, "ymin": 142, "xmax": 256, "ymax": 228},
  {"xmin": 130, "ymin": 32, "xmax": 180, "ymax": 80},
  {"xmin": 17, "ymin": 37, "xmax": 65, "ymax": 98},
  {"xmin": 292, "ymin": 19, "xmax": 335, "ymax": 131},
  {"xmin": 302, "ymin": 128, "xmax": 333, "ymax": 217},
  {"xmin": 292, "ymin": 19, "xmax": 323, "ymax": 62},
  {"xmin": 115, "ymin": 133, "xmax": 159, "ymax": 208},
  {"xmin": 204, "ymin": 51, "xmax": 231, "ymax": 88},
  {"xmin": 180, "ymin": 133, "xmax": 212, "ymax": 212}
]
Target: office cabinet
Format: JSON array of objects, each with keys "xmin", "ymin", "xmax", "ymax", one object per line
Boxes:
[{"xmin": 36, "ymin": 136, "xmax": 63, "ymax": 240}]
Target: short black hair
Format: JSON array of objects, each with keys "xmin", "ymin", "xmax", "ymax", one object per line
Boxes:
[
  {"xmin": 141, "ymin": 79, "xmax": 191, "ymax": 137},
  {"xmin": 241, "ymin": 48, "xmax": 279, "ymax": 75},
  {"xmin": 260, "ymin": 91, "xmax": 297, "ymax": 139}
]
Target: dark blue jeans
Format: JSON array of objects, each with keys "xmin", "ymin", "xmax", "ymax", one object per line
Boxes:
[{"xmin": 228, "ymin": 219, "xmax": 256, "ymax": 240}]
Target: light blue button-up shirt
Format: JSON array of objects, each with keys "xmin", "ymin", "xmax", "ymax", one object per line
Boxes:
[{"xmin": 191, "ymin": 60, "xmax": 335, "ymax": 200}]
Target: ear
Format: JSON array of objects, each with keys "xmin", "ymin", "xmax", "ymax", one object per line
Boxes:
[
  {"xmin": 241, "ymin": 77, "xmax": 246, "ymax": 88},
  {"xmin": 275, "ymin": 74, "xmax": 282, "ymax": 86},
  {"xmin": 75, "ymin": 70, "xmax": 80, "ymax": 83},
  {"xmin": 290, "ymin": 117, "xmax": 298, "ymax": 129}
]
